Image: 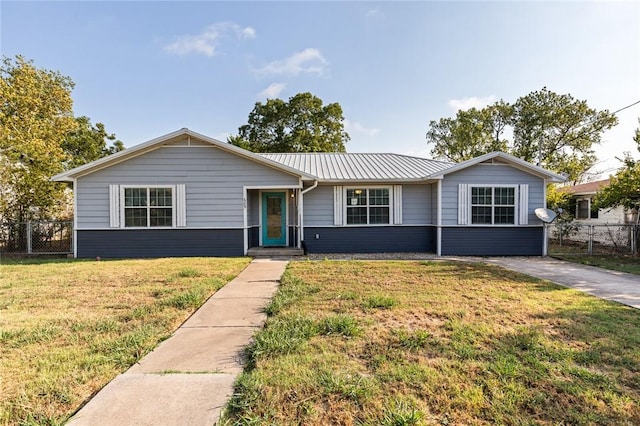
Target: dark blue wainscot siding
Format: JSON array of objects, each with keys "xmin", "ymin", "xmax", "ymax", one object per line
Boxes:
[
  {"xmin": 247, "ymin": 226, "xmax": 260, "ymax": 249},
  {"xmin": 77, "ymin": 229, "xmax": 244, "ymax": 258},
  {"xmin": 441, "ymin": 226, "xmax": 543, "ymax": 256},
  {"xmin": 303, "ymin": 226, "xmax": 436, "ymax": 253}
]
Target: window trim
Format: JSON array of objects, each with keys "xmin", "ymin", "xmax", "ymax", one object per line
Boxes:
[
  {"xmin": 468, "ymin": 184, "xmax": 519, "ymax": 226},
  {"xmin": 120, "ymin": 185, "xmax": 176, "ymax": 229},
  {"xmin": 576, "ymin": 197, "xmax": 598, "ymax": 220},
  {"xmin": 343, "ymin": 186, "xmax": 393, "ymax": 226}
]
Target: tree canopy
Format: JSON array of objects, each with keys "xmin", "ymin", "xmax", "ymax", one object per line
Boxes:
[
  {"xmin": 0, "ymin": 55, "xmax": 122, "ymax": 222},
  {"xmin": 426, "ymin": 88, "xmax": 618, "ymax": 182},
  {"xmin": 593, "ymin": 122, "xmax": 640, "ymax": 217},
  {"xmin": 62, "ymin": 116, "xmax": 124, "ymax": 170},
  {"xmin": 0, "ymin": 55, "xmax": 76, "ymax": 222},
  {"xmin": 229, "ymin": 92, "xmax": 350, "ymax": 153}
]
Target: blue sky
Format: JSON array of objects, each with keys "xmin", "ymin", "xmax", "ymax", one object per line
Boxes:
[{"xmin": 2, "ymin": 1, "xmax": 639, "ymax": 176}]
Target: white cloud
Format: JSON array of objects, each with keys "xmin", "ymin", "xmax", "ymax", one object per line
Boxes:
[
  {"xmin": 164, "ymin": 22, "xmax": 255, "ymax": 57},
  {"xmin": 366, "ymin": 7, "xmax": 383, "ymax": 18},
  {"xmin": 345, "ymin": 119, "xmax": 380, "ymax": 137},
  {"xmin": 253, "ymin": 48, "xmax": 328, "ymax": 76},
  {"xmin": 448, "ymin": 95, "xmax": 497, "ymax": 111},
  {"xmin": 258, "ymin": 83, "xmax": 286, "ymax": 99}
]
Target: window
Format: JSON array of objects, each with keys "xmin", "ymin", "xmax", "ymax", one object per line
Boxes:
[
  {"xmin": 123, "ymin": 187, "xmax": 173, "ymax": 227},
  {"xmin": 576, "ymin": 199, "xmax": 598, "ymax": 220},
  {"xmin": 345, "ymin": 188, "xmax": 390, "ymax": 225},
  {"xmin": 470, "ymin": 186, "xmax": 515, "ymax": 225}
]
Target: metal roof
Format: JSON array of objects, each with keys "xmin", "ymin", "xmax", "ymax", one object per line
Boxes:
[{"xmin": 259, "ymin": 153, "xmax": 453, "ymax": 181}]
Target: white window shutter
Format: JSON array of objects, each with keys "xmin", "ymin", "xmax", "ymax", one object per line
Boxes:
[
  {"xmin": 333, "ymin": 186, "xmax": 343, "ymax": 225},
  {"xmin": 393, "ymin": 185, "xmax": 403, "ymax": 225},
  {"xmin": 109, "ymin": 185, "xmax": 120, "ymax": 228},
  {"xmin": 458, "ymin": 184, "xmax": 469, "ymax": 225},
  {"xmin": 519, "ymin": 184, "xmax": 529, "ymax": 225},
  {"xmin": 176, "ymin": 184, "xmax": 186, "ymax": 227}
]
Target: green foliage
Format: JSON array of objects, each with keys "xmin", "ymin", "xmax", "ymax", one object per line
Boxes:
[
  {"xmin": 427, "ymin": 102, "xmax": 511, "ymax": 161},
  {"xmin": 593, "ymin": 122, "xmax": 640, "ymax": 216},
  {"xmin": 0, "ymin": 55, "xmax": 76, "ymax": 222},
  {"xmin": 229, "ymin": 92, "xmax": 350, "ymax": 153},
  {"xmin": 317, "ymin": 314, "xmax": 362, "ymax": 337},
  {"xmin": 248, "ymin": 314, "xmax": 318, "ymax": 361},
  {"xmin": 363, "ymin": 294, "xmax": 397, "ymax": 309},
  {"xmin": 0, "ymin": 56, "xmax": 122, "ymax": 222},
  {"xmin": 62, "ymin": 116, "xmax": 124, "ymax": 169},
  {"xmin": 426, "ymin": 87, "xmax": 618, "ymax": 182},
  {"xmin": 546, "ymin": 184, "xmax": 576, "ymax": 223}
]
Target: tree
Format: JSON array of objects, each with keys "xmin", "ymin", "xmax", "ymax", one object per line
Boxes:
[
  {"xmin": 427, "ymin": 102, "xmax": 511, "ymax": 161},
  {"xmin": 0, "ymin": 55, "xmax": 76, "ymax": 222},
  {"xmin": 62, "ymin": 116, "xmax": 124, "ymax": 169},
  {"xmin": 426, "ymin": 88, "xmax": 618, "ymax": 181},
  {"xmin": 593, "ymin": 122, "xmax": 640, "ymax": 219},
  {"xmin": 229, "ymin": 92, "xmax": 350, "ymax": 153}
]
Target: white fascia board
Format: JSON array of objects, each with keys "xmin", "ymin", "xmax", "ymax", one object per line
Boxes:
[
  {"xmin": 429, "ymin": 151, "xmax": 566, "ymax": 183},
  {"xmin": 317, "ymin": 177, "xmax": 443, "ymax": 185},
  {"xmin": 51, "ymin": 128, "xmax": 316, "ymax": 182}
]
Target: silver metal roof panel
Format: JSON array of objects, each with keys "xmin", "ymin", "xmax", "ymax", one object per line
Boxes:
[{"xmin": 259, "ymin": 153, "xmax": 453, "ymax": 181}]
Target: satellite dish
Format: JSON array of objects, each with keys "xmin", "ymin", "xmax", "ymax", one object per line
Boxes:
[{"xmin": 535, "ymin": 208, "xmax": 558, "ymax": 223}]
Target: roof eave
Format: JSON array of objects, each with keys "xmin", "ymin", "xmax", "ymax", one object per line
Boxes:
[
  {"xmin": 431, "ymin": 151, "xmax": 567, "ymax": 183},
  {"xmin": 51, "ymin": 128, "xmax": 315, "ymax": 182}
]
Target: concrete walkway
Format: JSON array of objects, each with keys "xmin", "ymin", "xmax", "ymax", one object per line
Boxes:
[
  {"xmin": 67, "ymin": 259, "xmax": 288, "ymax": 426},
  {"xmin": 481, "ymin": 257, "xmax": 640, "ymax": 309}
]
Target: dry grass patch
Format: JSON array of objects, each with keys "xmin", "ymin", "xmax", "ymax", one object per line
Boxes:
[
  {"xmin": 223, "ymin": 260, "xmax": 640, "ymax": 425},
  {"xmin": 0, "ymin": 257, "xmax": 249, "ymax": 425}
]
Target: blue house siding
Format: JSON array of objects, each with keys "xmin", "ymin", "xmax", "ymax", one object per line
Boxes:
[
  {"xmin": 440, "ymin": 163, "xmax": 545, "ymax": 226},
  {"xmin": 440, "ymin": 227, "xmax": 543, "ymax": 256},
  {"xmin": 77, "ymin": 229, "xmax": 244, "ymax": 258},
  {"xmin": 303, "ymin": 226, "xmax": 436, "ymax": 253}
]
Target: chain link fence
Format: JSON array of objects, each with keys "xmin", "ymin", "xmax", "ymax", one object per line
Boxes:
[
  {"xmin": 547, "ymin": 223, "xmax": 638, "ymax": 256},
  {"xmin": 0, "ymin": 221, "xmax": 73, "ymax": 254}
]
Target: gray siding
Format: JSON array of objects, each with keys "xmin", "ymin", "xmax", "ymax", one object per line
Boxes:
[
  {"xmin": 303, "ymin": 184, "xmax": 434, "ymax": 226},
  {"xmin": 77, "ymin": 229, "xmax": 244, "ymax": 258},
  {"xmin": 402, "ymin": 184, "xmax": 432, "ymax": 224},
  {"xmin": 431, "ymin": 183, "xmax": 438, "ymax": 224},
  {"xmin": 441, "ymin": 163, "xmax": 545, "ymax": 226},
  {"xmin": 303, "ymin": 226, "xmax": 436, "ymax": 253},
  {"xmin": 76, "ymin": 145, "xmax": 299, "ymax": 229},
  {"xmin": 303, "ymin": 185, "xmax": 334, "ymax": 226},
  {"xmin": 441, "ymin": 227, "xmax": 543, "ymax": 256},
  {"xmin": 247, "ymin": 190, "xmax": 260, "ymax": 227}
]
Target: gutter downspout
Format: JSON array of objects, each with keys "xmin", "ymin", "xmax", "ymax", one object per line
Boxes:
[{"xmin": 299, "ymin": 180, "xmax": 319, "ymax": 248}]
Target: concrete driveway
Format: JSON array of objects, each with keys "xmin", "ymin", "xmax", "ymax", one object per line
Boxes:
[{"xmin": 480, "ymin": 257, "xmax": 640, "ymax": 309}]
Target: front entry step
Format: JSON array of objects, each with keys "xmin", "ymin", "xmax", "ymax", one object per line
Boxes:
[{"xmin": 247, "ymin": 247, "xmax": 305, "ymax": 257}]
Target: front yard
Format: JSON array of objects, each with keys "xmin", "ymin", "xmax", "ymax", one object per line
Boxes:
[
  {"xmin": 223, "ymin": 260, "xmax": 640, "ymax": 425},
  {"xmin": 0, "ymin": 257, "xmax": 250, "ymax": 425}
]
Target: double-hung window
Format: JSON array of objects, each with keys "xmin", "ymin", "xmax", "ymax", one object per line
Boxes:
[
  {"xmin": 123, "ymin": 187, "xmax": 174, "ymax": 227},
  {"xmin": 470, "ymin": 186, "xmax": 515, "ymax": 225},
  {"xmin": 345, "ymin": 188, "xmax": 390, "ymax": 225}
]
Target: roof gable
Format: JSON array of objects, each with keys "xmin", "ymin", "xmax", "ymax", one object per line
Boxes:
[
  {"xmin": 431, "ymin": 151, "xmax": 566, "ymax": 183},
  {"xmin": 52, "ymin": 128, "xmax": 313, "ymax": 182}
]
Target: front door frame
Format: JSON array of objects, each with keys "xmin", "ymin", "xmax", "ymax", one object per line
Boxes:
[{"xmin": 260, "ymin": 191, "xmax": 288, "ymax": 246}]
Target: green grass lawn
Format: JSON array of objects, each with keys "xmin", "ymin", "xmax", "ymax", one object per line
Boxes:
[
  {"xmin": 552, "ymin": 254, "xmax": 640, "ymax": 275},
  {"xmin": 222, "ymin": 260, "xmax": 640, "ymax": 425},
  {"xmin": 0, "ymin": 257, "xmax": 250, "ymax": 426}
]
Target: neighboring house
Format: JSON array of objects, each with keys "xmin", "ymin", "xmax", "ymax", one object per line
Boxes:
[
  {"xmin": 52, "ymin": 128, "xmax": 565, "ymax": 258},
  {"xmin": 563, "ymin": 179, "xmax": 628, "ymax": 223}
]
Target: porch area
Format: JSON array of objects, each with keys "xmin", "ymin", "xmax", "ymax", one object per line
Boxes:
[
  {"xmin": 246, "ymin": 246, "xmax": 304, "ymax": 257},
  {"xmin": 245, "ymin": 187, "xmax": 304, "ymax": 254}
]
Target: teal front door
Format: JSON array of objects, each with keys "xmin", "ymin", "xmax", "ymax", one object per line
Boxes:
[{"xmin": 262, "ymin": 192, "xmax": 287, "ymax": 246}]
